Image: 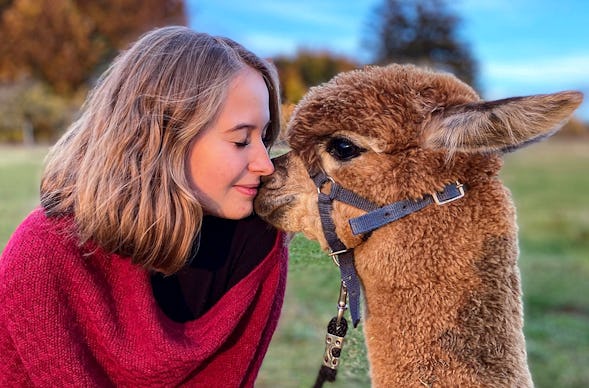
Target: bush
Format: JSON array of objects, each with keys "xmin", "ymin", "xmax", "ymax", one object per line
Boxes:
[{"xmin": 0, "ymin": 79, "xmax": 79, "ymax": 144}]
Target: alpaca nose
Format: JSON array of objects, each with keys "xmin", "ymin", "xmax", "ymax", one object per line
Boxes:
[{"xmin": 271, "ymin": 152, "xmax": 289, "ymax": 170}]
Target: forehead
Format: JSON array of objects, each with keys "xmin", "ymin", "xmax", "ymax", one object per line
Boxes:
[
  {"xmin": 227, "ymin": 66, "xmax": 268, "ymax": 99},
  {"xmin": 287, "ymin": 65, "xmax": 478, "ymax": 153},
  {"xmin": 216, "ymin": 67, "xmax": 269, "ymax": 119}
]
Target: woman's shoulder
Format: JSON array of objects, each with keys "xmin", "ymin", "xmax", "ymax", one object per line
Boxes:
[
  {"xmin": 0, "ymin": 207, "xmax": 80, "ymax": 286},
  {"xmin": 2, "ymin": 207, "xmax": 77, "ymax": 251}
]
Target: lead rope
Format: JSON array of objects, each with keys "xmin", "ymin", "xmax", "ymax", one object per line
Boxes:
[{"xmin": 313, "ymin": 281, "xmax": 349, "ymax": 388}]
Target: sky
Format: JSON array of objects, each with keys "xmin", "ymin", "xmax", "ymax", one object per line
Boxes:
[{"xmin": 185, "ymin": 0, "xmax": 589, "ymax": 121}]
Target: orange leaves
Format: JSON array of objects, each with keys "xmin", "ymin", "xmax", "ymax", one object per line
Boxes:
[{"xmin": 0, "ymin": 0, "xmax": 186, "ymax": 94}]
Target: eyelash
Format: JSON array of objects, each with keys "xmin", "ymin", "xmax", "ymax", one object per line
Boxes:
[
  {"xmin": 233, "ymin": 129, "xmax": 271, "ymax": 148},
  {"xmin": 234, "ymin": 140, "xmax": 250, "ymax": 148}
]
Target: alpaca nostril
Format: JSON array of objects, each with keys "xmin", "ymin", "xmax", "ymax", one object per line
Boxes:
[
  {"xmin": 260, "ymin": 173, "xmax": 276, "ymax": 183},
  {"xmin": 259, "ymin": 173, "xmax": 278, "ymax": 188}
]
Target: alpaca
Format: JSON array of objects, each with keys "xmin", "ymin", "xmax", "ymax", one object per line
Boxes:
[{"xmin": 254, "ymin": 64, "xmax": 583, "ymax": 387}]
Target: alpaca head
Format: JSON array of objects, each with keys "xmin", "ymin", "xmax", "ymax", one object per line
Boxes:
[{"xmin": 255, "ymin": 64, "xmax": 582, "ymax": 249}]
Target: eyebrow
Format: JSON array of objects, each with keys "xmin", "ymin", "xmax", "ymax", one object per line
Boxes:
[
  {"xmin": 228, "ymin": 121, "xmax": 271, "ymax": 132},
  {"xmin": 229, "ymin": 123, "xmax": 256, "ymax": 131}
]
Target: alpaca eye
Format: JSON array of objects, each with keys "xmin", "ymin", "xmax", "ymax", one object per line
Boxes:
[{"xmin": 326, "ymin": 137, "xmax": 365, "ymax": 161}]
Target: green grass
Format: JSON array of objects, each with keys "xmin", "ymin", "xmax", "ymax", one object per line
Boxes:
[
  {"xmin": 500, "ymin": 141, "xmax": 589, "ymax": 387},
  {"xmin": 0, "ymin": 146, "xmax": 48, "ymax": 248},
  {"xmin": 1, "ymin": 140, "xmax": 588, "ymax": 387}
]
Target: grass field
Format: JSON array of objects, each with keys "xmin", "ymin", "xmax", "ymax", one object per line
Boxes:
[
  {"xmin": 0, "ymin": 146, "xmax": 47, "ymax": 244},
  {"xmin": 1, "ymin": 140, "xmax": 588, "ymax": 387}
]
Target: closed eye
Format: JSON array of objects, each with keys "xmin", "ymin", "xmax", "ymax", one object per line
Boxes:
[
  {"xmin": 234, "ymin": 140, "xmax": 250, "ymax": 148},
  {"xmin": 326, "ymin": 137, "xmax": 365, "ymax": 161}
]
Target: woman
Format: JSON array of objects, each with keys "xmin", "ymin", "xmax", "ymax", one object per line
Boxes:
[{"xmin": 0, "ymin": 26, "xmax": 287, "ymax": 386}]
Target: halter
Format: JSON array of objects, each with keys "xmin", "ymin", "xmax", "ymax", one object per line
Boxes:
[
  {"xmin": 312, "ymin": 170, "xmax": 466, "ymax": 327},
  {"xmin": 311, "ymin": 170, "xmax": 466, "ymax": 387}
]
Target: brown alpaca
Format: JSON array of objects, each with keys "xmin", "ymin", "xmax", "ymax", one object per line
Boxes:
[{"xmin": 254, "ymin": 64, "xmax": 583, "ymax": 387}]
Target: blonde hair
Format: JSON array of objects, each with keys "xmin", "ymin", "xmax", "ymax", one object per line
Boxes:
[{"xmin": 40, "ymin": 26, "xmax": 281, "ymax": 274}]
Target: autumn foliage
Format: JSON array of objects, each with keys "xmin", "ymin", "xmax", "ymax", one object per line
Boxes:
[
  {"xmin": 0, "ymin": 0, "xmax": 186, "ymax": 143},
  {"xmin": 0, "ymin": 0, "xmax": 186, "ymax": 94},
  {"xmin": 273, "ymin": 49, "xmax": 358, "ymax": 104}
]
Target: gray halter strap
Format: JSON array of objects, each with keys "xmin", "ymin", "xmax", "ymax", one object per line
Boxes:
[{"xmin": 312, "ymin": 171, "xmax": 465, "ymax": 327}]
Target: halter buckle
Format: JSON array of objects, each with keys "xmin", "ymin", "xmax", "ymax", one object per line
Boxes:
[{"xmin": 432, "ymin": 181, "xmax": 465, "ymax": 205}]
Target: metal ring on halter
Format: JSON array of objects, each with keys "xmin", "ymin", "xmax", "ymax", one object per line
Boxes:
[
  {"xmin": 317, "ymin": 175, "xmax": 336, "ymax": 194},
  {"xmin": 328, "ymin": 248, "xmax": 348, "ymax": 267}
]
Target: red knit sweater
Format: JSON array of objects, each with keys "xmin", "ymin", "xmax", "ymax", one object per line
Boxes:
[{"xmin": 0, "ymin": 208, "xmax": 288, "ymax": 387}]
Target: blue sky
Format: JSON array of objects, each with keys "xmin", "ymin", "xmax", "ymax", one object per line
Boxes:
[{"xmin": 186, "ymin": 0, "xmax": 589, "ymax": 121}]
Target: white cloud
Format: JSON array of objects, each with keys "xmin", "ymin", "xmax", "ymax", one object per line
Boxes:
[
  {"xmin": 481, "ymin": 54, "xmax": 589, "ymax": 120},
  {"xmin": 484, "ymin": 54, "xmax": 589, "ymax": 84},
  {"xmin": 243, "ymin": 32, "xmax": 359, "ymax": 59},
  {"xmin": 242, "ymin": 34, "xmax": 299, "ymax": 57}
]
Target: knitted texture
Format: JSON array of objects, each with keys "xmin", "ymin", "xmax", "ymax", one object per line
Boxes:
[{"xmin": 0, "ymin": 208, "xmax": 288, "ymax": 387}]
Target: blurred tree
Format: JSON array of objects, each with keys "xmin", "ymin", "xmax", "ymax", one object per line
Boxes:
[
  {"xmin": 0, "ymin": 0, "xmax": 185, "ymax": 143},
  {"xmin": 365, "ymin": 0, "xmax": 479, "ymax": 89},
  {"xmin": 0, "ymin": 79, "xmax": 77, "ymax": 144},
  {"xmin": 273, "ymin": 49, "xmax": 358, "ymax": 103},
  {"xmin": 0, "ymin": 0, "xmax": 12, "ymax": 12},
  {"xmin": 557, "ymin": 116, "xmax": 589, "ymax": 137},
  {"xmin": 0, "ymin": 0, "xmax": 186, "ymax": 94}
]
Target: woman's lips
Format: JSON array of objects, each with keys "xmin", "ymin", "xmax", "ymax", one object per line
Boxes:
[{"xmin": 234, "ymin": 185, "xmax": 259, "ymax": 197}]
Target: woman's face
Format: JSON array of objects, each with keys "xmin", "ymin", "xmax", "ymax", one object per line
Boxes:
[{"xmin": 187, "ymin": 66, "xmax": 275, "ymax": 219}]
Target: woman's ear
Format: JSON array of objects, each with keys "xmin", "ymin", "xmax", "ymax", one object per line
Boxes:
[{"xmin": 423, "ymin": 90, "xmax": 583, "ymax": 154}]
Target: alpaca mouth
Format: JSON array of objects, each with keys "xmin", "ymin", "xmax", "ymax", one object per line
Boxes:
[{"xmin": 254, "ymin": 193, "xmax": 296, "ymax": 222}]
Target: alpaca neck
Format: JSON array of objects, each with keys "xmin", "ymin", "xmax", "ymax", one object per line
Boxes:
[{"xmin": 355, "ymin": 237, "xmax": 532, "ymax": 387}]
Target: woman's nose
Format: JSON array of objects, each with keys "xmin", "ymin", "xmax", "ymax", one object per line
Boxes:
[{"xmin": 249, "ymin": 140, "xmax": 275, "ymax": 176}]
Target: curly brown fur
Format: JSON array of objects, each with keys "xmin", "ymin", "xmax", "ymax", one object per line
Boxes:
[{"xmin": 255, "ymin": 64, "xmax": 583, "ymax": 387}]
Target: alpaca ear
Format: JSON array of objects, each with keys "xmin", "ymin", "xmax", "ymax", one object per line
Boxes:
[{"xmin": 424, "ymin": 91, "xmax": 583, "ymax": 154}]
